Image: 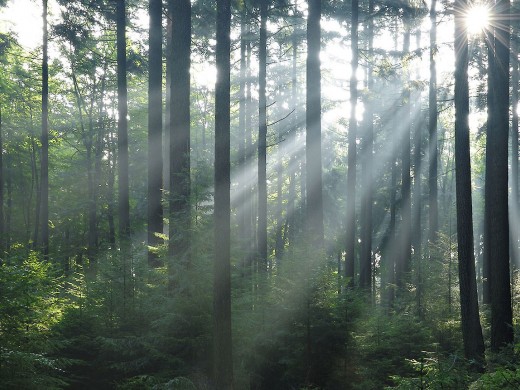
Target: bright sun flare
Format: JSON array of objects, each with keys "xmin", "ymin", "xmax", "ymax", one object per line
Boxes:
[{"xmin": 466, "ymin": 4, "xmax": 490, "ymax": 35}]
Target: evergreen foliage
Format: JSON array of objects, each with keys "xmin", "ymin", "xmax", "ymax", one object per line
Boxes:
[{"xmin": 0, "ymin": 0, "xmax": 519, "ymax": 387}]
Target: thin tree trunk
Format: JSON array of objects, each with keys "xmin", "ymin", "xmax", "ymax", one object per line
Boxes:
[
  {"xmin": 511, "ymin": 26, "xmax": 519, "ymax": 269},
  {"xmin": 359, "ymin": 0, "xmax": 374, "ymax": 291},
  {"xmin": 346, "ymin": 0, "xmax": 358, "ymax": 286},
  {"xmin": 6, "ymin": 152, "xmax": 11, "ymax": 249},
  {"xmin": 87, "ymin": 85, "xmax": 97, "ymax": 264},
  {"xmin": 397, "ymin": 21, "xmax": 412, "ymax": 291},
  {"xmin": 0, "ymin": 108, "xmax": 3, "ymax": 254},
  {"xmin": 429, "ymin": 0, "xmax": 439, "ymax": 242},
  {"xmin": 41, "ymin": 0, "xmax": 49, "ymax": 258},
  {"xmin": 245, "ymin": 23, "xmax": 254, "ymax": 274},
  {"xmin": 107, "ymin": 131, "xmax": 116, "ymax": 247},
  {"xmin": 306, "ymin": 0, "xmax": 323, "ymax": 245},
  {"xmin": 238, "ymin": 8, "xmax": 248, "ymax": 272},
  {"xmin": 164, "ymin": 10, "xmax": 172, "ymax": 199},
  {"xmin": 454, "ymin": 1, "xmax": 485, "ymax": 362},
  {"xmin": 32, "ymin": 137, "xmax": 40, "ymax": 249},
  {"xmin": 258, "ymin": 0, "xmax": 268, "ymax": 268},
  {"xmin": 275, "ymin": 113, "xmax": 284, "ymax": 260},
  {"xmin": 214, "ymin": 0, "xmax": 233, "ymax": 385},
  {"xmin": 287, "ymin": 29, "xmax": 298, "ymax": 245},
  {"xmin": 413, "ymin": 29, "xmax": 423, "ymax": 313},
  {"xmin": 117, "ymin": 0, "xmax": 130, "ymax": 240},
  {"xmin": 169, "ymin": 0, "xmax": 192, "ymax": 270},
  {"xmin": 148, "ymin": 0, "xmax": 163, "ymax": 266}
]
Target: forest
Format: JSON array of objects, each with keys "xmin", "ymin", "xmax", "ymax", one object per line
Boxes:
[{"xmin": 0, "ymin": 0, "xmax": 519, "ymax": 388}]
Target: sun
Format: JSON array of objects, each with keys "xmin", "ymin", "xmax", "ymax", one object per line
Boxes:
[{"xmin": 465, "ymin": 4, "xmax": 490, "ymax": 35}]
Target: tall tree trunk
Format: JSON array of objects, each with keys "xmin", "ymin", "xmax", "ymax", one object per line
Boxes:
[
  {"xmin": 287, "ymin": 26, "xmax": 299, "ymax": 246},
  {"xmin": 487, "ymin": 0, "xmax": 513, "ymax": 351},
  {"xmin": 258, "ymin": 0, "xmax": 268, "ymax": 268},
  {"xmin": 107, "ymin": 131, "xmax": 116, "ymax": 247},
  {"xmin": 169, "ymin": 0, "xmax": 192, "ymax": 269},
  {"xmin": 117, "ymin": 0, "xmax": 130, "ymax": 240},
  {"xmin": 413, "ymin": 29, "xmax": 423, "ymax": 313},
  {"xmin": 454, "ymin": 1, "xmax": 485, "ymax": 362},
  {"xmin": 429, "ymin": 0, "xmax": 439, "ymax": 243},
  {"xmin": 396, "ymin": 21, "xmax": 412, "ymax": 291},
  {"xmin": 359, "ymin": 0, "xmax": 374, "ymax": 290},
  {"xmin": 41, "ymin": 0, "xmax": 49, "ymax": 258},
  {"xmin": 306, "ymin": 0, "xmax": 323, "ymax": 245},
  {"xmin": 238, "ymin": 8, "xmax": 248, "ymax": 272},
  {"xmin": 245, "ymin": 23, "xmax": 254, "ymax": 274},
  {"xmin": 346, "ymin": 0, "xmax": 358, "ymax": 286},
  {"xmin": 0, "ymin": 108, "xmax": 3, "ymax": 255},
  {"xmin": 511, "ymin": 25, "xmax": 519, "ymax": 269},
  {"xmin": 483, "ymin": 29, "xmax": 494, "ymax": 305},
  {"xmin": 275, "ymin": 113, "xmax": 284, "ymax": 260},
  {"xmin": 214, "ymin": 0, "xmax": 233, "ymax": 386},
  {"xmin": 6, "ymin": 152, "xmax": 10, "ymax": 249},
  {"xmin": 148, "ymin": 0, "xmax": 163, "ymax": 266},
  {"xmin": 32, "ymin": 137, "xmax": 40, "ymax": 249},
  {"xmin": 87, "ymin": 88, "xmax": 98, "ymax": 265},
  {"xmin": 164, "ymin": 10, "xmax": 172, "ymax": 200}
]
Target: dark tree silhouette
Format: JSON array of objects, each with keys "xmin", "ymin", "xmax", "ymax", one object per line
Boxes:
[
  {"xmin": 258, "ymin": 0, "xmax": 268, "ymax": 268},
  {"xmin": 169, "ymin": 0, "xmax": 192, "ymax": 268},
  {"xmin": 454, "ymin": 0, "xmax": 485, "ymax": 362},
  {"xmin": 213, "ymin": 0, "xmax": 233, "ymax": 386},
  {"xmin": 116, "ymin": 0, "xmax": 130, "ymax": 239},
  {"xmin": 147, "ymin": 0, "xmax": 163, "ymax": 266},
  {"xmin": 346, "ymin": 0, "xmax": 358, "ymax": 286},
  {"xmin": 429, "ymin": 0, "xmax": 438, "ymax": 243},
  {"xmin": 486, "ymin": 0, "xmax": 513, "ymax": 351},
  {"xmin": 41, "ymin": 0, "xmax": 49, "ymax": 258},
  {"xmin": 306, "ymin": 0, "xmax": 323, "ymax": 245}
]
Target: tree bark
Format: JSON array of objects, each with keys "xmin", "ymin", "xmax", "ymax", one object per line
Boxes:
[
  {"xmin": 147, "ymin": 0, "xmax": 163, "ymax": 266},
  {"xmin": 346, "ymin": 0, "xmax": 358, "ymax": 286},
  {"xmin": 359, "ymin": 0, "xmax": 374, "ymax": 290},
  {"xmin": 487, "ymin": 0, "xmax": 513, "ymax": 351},
  {"xmin": 511, "ymin": 23, "xmax": 519, "ymax": 269},
  {"xmin": 41, "ymin": 0, "xmax": 49, "ymax": 258},
  {"xmin": 396, "ymin": 21, "xmax": 412, "ymax": 290},
  {"xmin": 429, "ymin": 0, "xmax": 439, "ymax": 243},
  {"xmin": 306, "ymin": 0, "xmax": 324, "ymax": 245},
  {"xmin": 454, "ymin": 1, "xmax": 485, "ymax": 362},
  {"xmin": 287, "ymin": 27, "xmax": 299, "ymax": 246},
  {"xmin": 0, "ymin": 107, "xmax": 3, "ymax": 255},
  {"xmin": 258, "ymin": 0, "xmax": 268, "ymax": 268},
  {"xmin": 169, "ymin": 0, "xmax": 191, "ymax": 270},
  {"xmin": 214, "ymin": 0, "xmax": 233, "ymax": 386},
  {"xmin": 117, "ymin": 0, "xmax": 130, "ymax": 240}
]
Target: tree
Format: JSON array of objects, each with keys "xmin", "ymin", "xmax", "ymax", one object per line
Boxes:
[
  {"xmin": 428, "ymin": 0, "xmax": 438, "ymax": 243},
  {"xmin": 147, "ymin": 0, "xmax": 163, "ymax": 266},
  {"xmin": 346, "ymin": 0, "xmax": 358, "ymax": 287},
  {"xmin": 41, "ymin": 0, "xmax": 49, "ymax": 258},
  {"xmin": 486, "ymin": 0, "xmax": 513, "ymax": 351},
  {"xmin": 512, "ymin": 19, "xmax": 519, "ymax": 269},
  {"xmin": 169, "ymin": 0, "xmax": 192, "ymax": 269},
  {"xmin": 117, "ymin": 0, "xmax": 130, "ymax": 240},
  {"xmin": 396, "ymin": 16, "xmax": 412, "ymax": 291},
  {"xmin": 359, "ymin": 0, "xmax": 374, "ymax": 291},
  {"xmin": 258, "ymin": 0, "xmax": 268, "ymax": 268},
  {"xmin": 306, "ymin": 0, "xmax": 323, "ymax": 245},
  {"xmin": 0, "ymin": 107, "xmax": 3, "ymax": 254},
  {"xmin": 453, "ymin": 0, "xmax": 485, "ymax": 362},
  {"xmin": 213, "ymin": 0, "xmax": 233, "ymax": 386}
]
